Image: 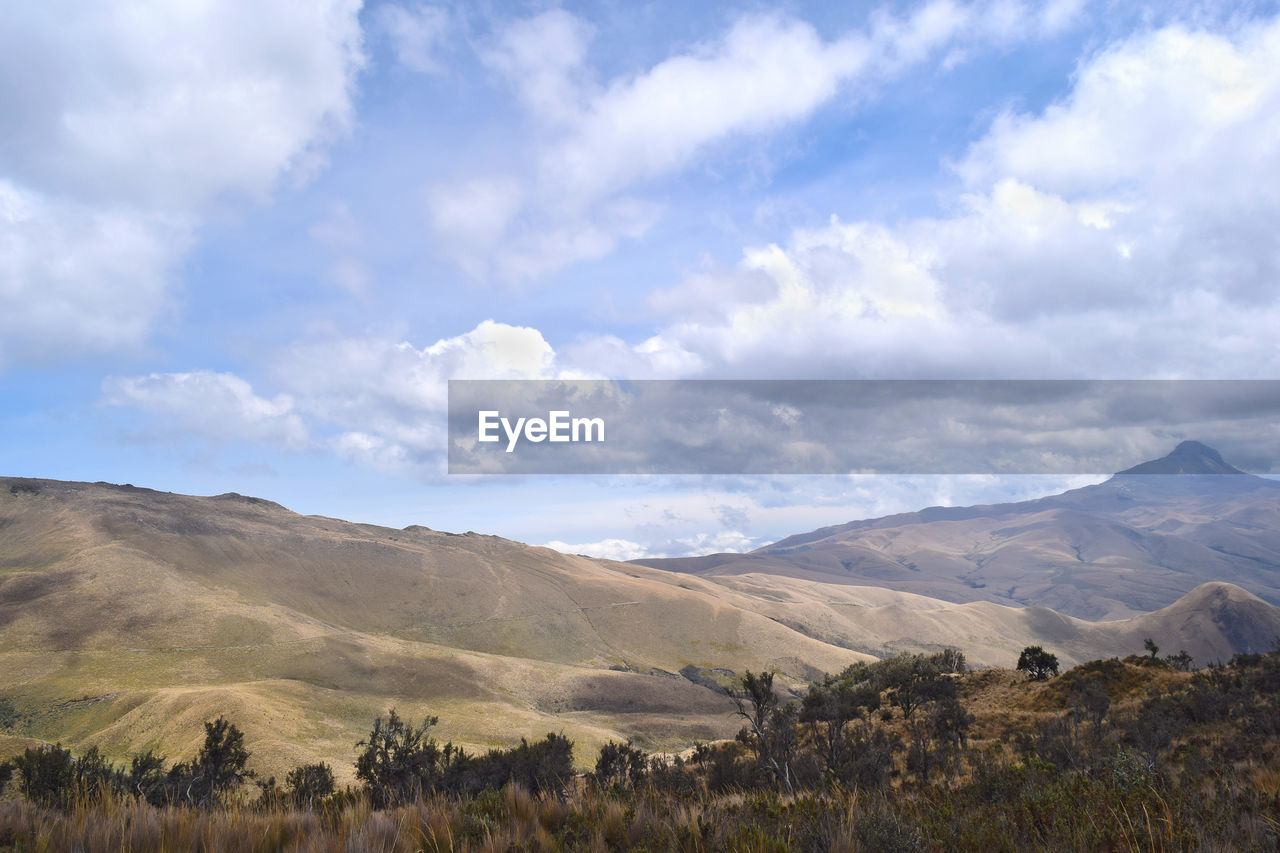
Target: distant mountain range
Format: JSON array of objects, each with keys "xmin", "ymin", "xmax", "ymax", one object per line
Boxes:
[
  {"xmin": 2, "ymin": 441, "xmax": 1279, "ymax": 779},
  {"xmin": 636, "ymin": 441, "xmax": 1280, "ymax": 620}
]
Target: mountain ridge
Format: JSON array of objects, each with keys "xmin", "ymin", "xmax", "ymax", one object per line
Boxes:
[
  {"xmin": 636, "ymin": 442, "xmax": 1280, "ymax": 619},
  {"xmin": 3, "ymin": 459, "xmax": 1280, "ymax": 781}
]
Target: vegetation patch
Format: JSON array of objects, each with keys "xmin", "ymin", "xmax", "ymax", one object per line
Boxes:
[{"xmin": 4, "ymin": 643, "xmax": 1280, "ymax": 849}]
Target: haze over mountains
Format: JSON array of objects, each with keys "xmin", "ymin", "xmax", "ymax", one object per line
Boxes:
[
  {"xmin": 2, "ymin": 441, "xmax": 1279, "ymax": 779},
  {"xmin": 637, "ymin": 442, "xmax": 1280, "ymax": 620}
]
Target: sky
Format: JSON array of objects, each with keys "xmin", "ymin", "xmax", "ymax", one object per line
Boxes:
[{"xmin": 3, "ymin": 0, "xmax": 1280, "ymax": 560}]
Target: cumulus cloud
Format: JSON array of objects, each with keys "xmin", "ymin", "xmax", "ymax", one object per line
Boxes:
[
  {"xmin": 103, "ymin": 11, "xmax": 1280, "ymax": 486},
  {"xmin": 430, "ymin": 0, "xmax": 1080, "ymax": 281},
  {"xmin": 0, "ymin": 184, "xmax": 186, "ymax": 363},
  {"xmin": 958, "ymin": 22, "xmax": 1280, "ymax": 196},
  {"xmin": 544, "ymin": 530, "xmax": 757, "ymax": 561},
  {"xmin": 103, "ymin": 371, "xmax": 309, "ymax": 448},
  {"xmin": 106, "ymin": 320, "xmax": 567, "ymax": 471},
  {"xmin": 516, "ymin": 473, "xmax": 1105, "ymax": 560},
  {"xmin": 275, "ymin": 320, "xmax": 565, "ymax": 470},
  {"xmin": 0, "ymin": 0, "xmax": 364, "ymax": 367},
  {"xmin": 542, "ymin": 538, "xmax": 650, "ymax": 562},
  {"xmin": 604, "ymin": 15, "xmax": 1280, "ymax": 380}
]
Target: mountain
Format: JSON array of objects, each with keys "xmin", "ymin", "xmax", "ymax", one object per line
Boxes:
[
  {"xmin": 0, "ymin": 477, "xmax": 873, "ymax": 779},
  {"xmin": 1115, "ymin": 440, "xmax": 1248, "ymax": 475},
  {"xmin": 3, "ymin": 469, "xmax": 1279, "ymax": 781},
  {"xmin": 636, "ymin": 442, "xmax": 1280, "ymax": 620}
]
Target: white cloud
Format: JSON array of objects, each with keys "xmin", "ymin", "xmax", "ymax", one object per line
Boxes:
[
  {"xmin": 0, "ymin": 0, "xmax": 364, "ymax": 366},
  {"xmin": 431, "ymin": 1, "xmax": 1078, "ymax": 281},
  {"xmin": 376, "ymin": 3, "xmax": 451, "ymax": 74},
  {"xmin": 103, "ymin": 371, "xmax": 309, "ymax": 447},
  {"xmin": 488, "ymin": 473, "xmax": 1104, "ymax": 557},
  {"xmin": 490, "ymin": 197, "xmax": 661, "ymax": 282},
  {"xmin": 959, "ymin": 22, "xmax": 1280, "ymax": 196},
  {"xmin": 600, "ymin": 15, "xmax": 1280, "ymax": 380},
  {"xmin": 0, "ymin": 1, "xmax": 364, "ymax": 209},
  {"xmin": 482, "ymin": 9, "xmax": 594, "ymax": 123},
  {"xmin": 542, "ymin": 538, "xmax": 649, "ymax": 561},
  {"xmin": 545, "ymin": 0, "xmax": 1085, "ymax": 204},
  {"xmin": 427, "ymin": 177, "xmax": 525, "ymax": 275},
  {"xmin": 103, "ymin": 11, "xmax": 1280, "ymax": 487},
  {"xmin": 873, "ymin": 0, "xmax": 1088, "ymax": 70},
  {"xmin": 664, "ymin": 531, "xmax": 759, "ymax": 556},
  {"xmin": 107, "ymin": 320, "xmax": 565, "ymax": 471},
  {"xmin": 542, "ymin": 14, "xmax": 868, "ymax": 203},
  {"xmin": 0, "ymin": 183, "xmax": 186, "ymax": 363},
  {"xmin": 272, "ymin": 320, "xmax": 564, "ymax": 470}
]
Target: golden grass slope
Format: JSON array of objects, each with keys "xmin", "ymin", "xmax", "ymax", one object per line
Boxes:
[
  {"xmin": 0, "ymin": 478, "xmax": 867, "ymax": 780},
  {"xmin": 2, "ymin": 476, "xmax": 1278, "ymax": 784}
]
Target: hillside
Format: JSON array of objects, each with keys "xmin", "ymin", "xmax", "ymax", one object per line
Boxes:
[
  {"xmin": 637, "ymin": 442, "xmax": 1280, "ymax": 619},
  {"xmin": 3, "ymin": 470, "xmax": 1280, "ymax": 783},
  {"xmin": 0, "ymin": 477, "xmax": 873, "ymax": 780}
]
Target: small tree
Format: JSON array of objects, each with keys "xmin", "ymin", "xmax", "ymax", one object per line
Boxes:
[
  {"xmin": 594, "ymin": 740, "xmax": 648, "ymax": 791},
  {"xmin": 187, "ymin": 717, "xmax": 253, "ymax": 806},
  {"xmin": 285, "ymin": 762, "xmax": 335, "ymax": 809},
  {"xmin": 1068, "ymin": 677, "xmax": 1111, "ymax": 741},
  {"xmin": 1144, "ymin": 638, "xmax": 1160, "ymax": 660},
  {"xmin": 355, "ymin": 709, "xmax": 442, "ymax": 808},
  {"xmin": 505, "ymin": 733, "xmax": 575, "ymax": 796},
  {"xmin": 1017, "ymin": 646, "xmax": 1059, "ymax": 681},
  {"xmin": 731, "ymin": 670, "xmax": 797, "ymax": 794},
  {"xmin": 867, "ymin": 652, "xmax": 962, "ymax": 721},
  {"xmin": 74, "ymin": 746, "xmax": 122, "ymax": 804},
  {"xmin": 12, "ymin": 744, "xmax": 76, "ymax": 808},
  {"xmin": 127, "ymin": 750, "xmax": 169, "ymax": 806},
  {"xmin": 800, "ymin": 672, "xmax": 880, "ymax": 780},
  {"xmin": 1166, "ymin": 650, "xmax": 1194, "ymax": 672}
]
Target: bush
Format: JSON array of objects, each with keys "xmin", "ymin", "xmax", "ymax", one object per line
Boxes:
[
  {"xmin": 13, "ymin": 745, "xmax": 75, "ymax": 808},
  {"xmin": 127, "ymin": 750, "xmax": 169, "ymax": 806},
  {"xmin": 504, "ymin": 733, "xmax": 574, "ymax": 796},
  {"xmin": 285, "ymin": 762, "xmax": 335, "ymax": 809},
  {"xmin": 856, "ymin": 807, "xmax": 926, "ymax": 853},
  {"xmin": 835, "ymin": 725, "xmax": 899, "ymax": 789},
  {"xmin": 0, "ymin": 697, "xmax": 20, "ymax": 730},
  {"xmin": 12, "ymin": 744, "xmax": 121, "ymax": 809},
  {"xmin": 354, "ymin": 709, "xmax": 443, "ymax": 808},
  {"xmin": 594, "ymin": 740, "xmax": 648, "ymax": 791}
]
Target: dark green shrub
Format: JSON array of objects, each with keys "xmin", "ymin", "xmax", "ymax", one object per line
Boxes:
[
  {"xmin": 10, "ymin": 744, "xmax": 120, "ymax": 808},
  {"xmin": 181, "ymin": 717, "xmax": 254, "ymax": 806},
  {"xmin": 285, "ymin": 762, "xmax": 335, "ymax": 808},
  {"xmin": 354, "ymin": 709, "xmax": 442, "ymax": 807},
  {"xmin": 593, "ymin": 739, "xmax": 647, "ymax": 791}
]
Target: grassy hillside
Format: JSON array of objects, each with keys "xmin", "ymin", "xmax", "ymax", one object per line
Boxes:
[
  {"xmin": 3, "ymin": 476, "xmax": 1279, "ymax": 786},
  {"xmin": 3, "ymin": 650, "xmax": 1279, "ymax": 851},
  {"xmin": 639, "ymin": 445, "xmax": 1280, "ymax": 620}
]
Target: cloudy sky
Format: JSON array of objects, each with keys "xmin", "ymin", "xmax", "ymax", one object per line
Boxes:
[{"xmin": 3, "ymin": 0, "xmax": 1279, "ymax": 559}]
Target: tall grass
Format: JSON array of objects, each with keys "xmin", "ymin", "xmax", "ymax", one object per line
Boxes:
[{"xmin": 2, "ymin": 765, "xmax": 1278, "ymax": 853}]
